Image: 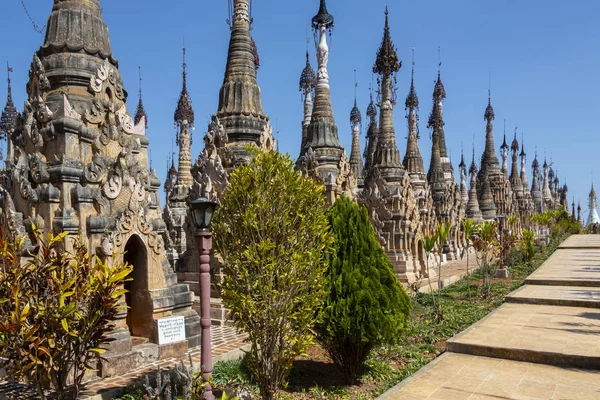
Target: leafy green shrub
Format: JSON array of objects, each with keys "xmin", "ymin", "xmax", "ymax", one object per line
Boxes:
[
  {"xmin": 315, "ymin": 196, "xmax": 410, "ymax": 384},
  {"xmin": 363, "ymin": 356, "xmax": 399, "ymax": 383},
  {"xmin": 212, "ymin": 359, "xmax": 252, "ymax": 387},
  {"xmin": 212, "ymin": 149, "xmax": 333, "ymax": 400},
  {"xmin": 472, "ymin": 221, "xmax": 499, "ymax": 297},
  {"xmin": 521, "ymin": 229, "xmax": 536, "ymax": 262},
  {"xmin": 112, "ymin": 386, "xmax": 145, "ymax": 400},
  {"xmin": 0, "ymin": 228, "xmax": 132, "ymax": 400}
]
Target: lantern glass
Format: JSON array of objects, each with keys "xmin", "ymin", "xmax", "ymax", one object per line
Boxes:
[{"xmin": 190, "ymin": 196, "xmax": 218, "ymax": 232}]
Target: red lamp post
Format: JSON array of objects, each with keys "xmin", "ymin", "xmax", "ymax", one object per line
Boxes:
[{"xmin": 190, "ymin": 196, "xmax": 218, "ymax": 400}]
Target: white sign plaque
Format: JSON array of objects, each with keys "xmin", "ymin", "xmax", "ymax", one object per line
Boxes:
[{"xmin": 156, "ymin": 316, "xmax": 186, "ymax": 345}]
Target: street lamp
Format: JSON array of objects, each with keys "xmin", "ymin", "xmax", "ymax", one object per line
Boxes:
[{"xmin": 190, "ymin": 196, "xmax": 218, "ymax": 400}]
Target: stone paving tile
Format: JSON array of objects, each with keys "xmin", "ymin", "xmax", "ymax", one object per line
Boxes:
[
  {"xmin": 559, "ymin": 235, "xmax": 600, "ymax": 249},
  {"xmin": 525, "ymin": 248, "xmax": 600, "ymax": 287},
  {"xmin": 448, "ymin": 303, "xmax": 600, "ymax": 366},
  {"xmin": 506, "ymin": 284, "xmax": 600, "ymax": 308},
  {"xmin": 378, "ymin": 353, "xmax": 600, "ymax": 400}
]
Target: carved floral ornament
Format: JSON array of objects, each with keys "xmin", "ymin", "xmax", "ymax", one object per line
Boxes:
[
  {"xmin": 191, "ymin": 116, "xmax": 230, "ymax": 202},
  {"xmin": 100, "ymin": 181, "xmax": 162, "ymax": 257},
  {"xmin": 100, "ymin": 206, "xmax": 164, "ymax": 257}
]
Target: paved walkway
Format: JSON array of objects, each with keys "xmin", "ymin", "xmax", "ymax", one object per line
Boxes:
[{"xmin": 380, "ymin": 235, "xmax": 600, "ymax": 400}]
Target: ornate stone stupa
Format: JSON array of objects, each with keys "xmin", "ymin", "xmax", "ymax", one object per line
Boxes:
[{"xmin": 0, "ymin": 0, "xmax": 200, "ymax": 376}]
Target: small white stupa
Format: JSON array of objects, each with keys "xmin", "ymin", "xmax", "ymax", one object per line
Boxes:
[{"xmin": 586, "ymin": 184, "xmax": 600, "ymax": 226}]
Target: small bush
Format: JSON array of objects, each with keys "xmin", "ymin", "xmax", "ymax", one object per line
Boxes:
[
  {"xmin": 112, "ymin": 386, "xmax": 145, "ymax": 400},
  {"xmin": 0, "ymin": 228, "xmax": 132, "ymax": 400},
  {"xmin": 212, "ymin": 359, "xmax": 252, "ymax": 387},
  {"xmin": 316, "ymin": 196, "xmax": 411, "ymax": 384},
  {"xmin": 213, "ymin": 149, "xmax": 333, "ymax": 400}
]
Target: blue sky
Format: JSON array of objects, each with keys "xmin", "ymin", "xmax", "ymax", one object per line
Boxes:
[{"xmin": 1, "ymin": 0, "xmax": 599, "ymax": 215}]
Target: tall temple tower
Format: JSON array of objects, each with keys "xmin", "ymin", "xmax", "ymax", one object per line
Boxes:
[
  {"xmin": 478, "ymin": 93, "xmax": 511, "ymax": 219},
  {"xmin": 370, "ymin": 7, "xmax": 404, "ymax": 185},
  {"xmin": 0, "ymin": 63, "xmax": 18, "ymax": 165},
  {"xmin": 403, "ymin": 51, "xmax": 432, "ymax": 230},
  {"xmin": 297, "ymin": 0, "xmax": 354, "ymax": 201},
  {"xmin": 349, "ymin": 87, "xmax": 364, "ymax": 188},
  {"xmin": 215, "ymin": 0, "xmax": 273, "ymax": 167},
  {"xmin": 587, "ymin": 184, "xmax": 600, "ymax": 226},
  {"xmin": 466, "ymin": 146, "xmax": 483, "ymax": 222},
  {"xmin": 360, "ymin": 7, "xmax": 424, "ymax": 283},
  {"xmin": 299, "ymin": 50, "xmax": 317, "ymax": 154},
  {"xmin": 531, "ymin": 154, "xmax": 543, "ymax": 213},
  {"xmin": 542, "ymin": 158, "xmax": 553, "ymax": 210},
  {"xmin": 164, "ymin": 47, "xmax": 196, "ymax": 268},
  {"xmin": 427, "ymin": 66, "xmax": 460, "ymax": 259},
  {"xmin": 0, "ymin": 0, "xmax": 200, "ymax": 375},
  {"xmin": 191, "ymin": 0, "xmax": 275, "ymax": 203},
  {"xmin": 364, "ymin": 88, "xmax": 378, "ymax": 173}
]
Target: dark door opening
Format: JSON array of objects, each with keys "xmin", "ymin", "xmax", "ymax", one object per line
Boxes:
[{"xmin": 124, "ymin": 235, "xmax": 154, "ymax": 341}]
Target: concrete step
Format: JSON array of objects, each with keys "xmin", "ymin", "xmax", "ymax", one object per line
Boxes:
[
  {"xmin": 446, "ymin": 303, "xmax": 600, "ymax": 369},
  {"xmin": 559, "ymin": 235, "xmax": 600, "ymax": 249},
  {"xmin": 525, "ymin": 248, "xmax": 600, "ymax": 288},
  {"xmin": 506, "ymin": 285, "xmax": 600, "ymax": 308},
  {"xmin": 377, "ymin": 352, "xmax": 600, "ymax": 400}
]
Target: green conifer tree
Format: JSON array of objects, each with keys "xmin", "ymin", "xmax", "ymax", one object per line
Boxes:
[{"xmin": 316, "ymin": 196, "xmax": 411, "ymax": 383}]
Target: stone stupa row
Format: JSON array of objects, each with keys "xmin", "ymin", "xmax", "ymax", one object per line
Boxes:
[{"xmin": 0, "ymin": 0, "xmax": 572, "ymax": 304}]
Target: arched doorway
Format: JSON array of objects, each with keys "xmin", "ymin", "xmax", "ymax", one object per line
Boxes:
[{"xmin": 124, "ymin": 235, "xmax": 154, "ymax": 341}]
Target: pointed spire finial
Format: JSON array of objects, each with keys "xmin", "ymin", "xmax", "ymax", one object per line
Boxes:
[
  {"xmin": 367, "ymin": 75, "xmax": 377, "ymax": 121},
  {"xmin": 405, "ymin": 45, "xmax": 419, "ymax": 109},
  {"xmin": 484, "ymin": 74, "xmax": 495, "ymax": 121},
  {"xmin": 350, "ymin": 69, "xmax": 361, "ymax": 125},
  {"xmin": 373, "ymin": 6, "xmax": 401, "ymax": 77},
  {"xmin": 134, "ymin": 66, "xmax": 148, "ymax": 128},
  {"xmin": 312, "ymin": 0, "xmax": 334, "ymax": 32},
  {"xmin": 174, "ymin": 44, "xmax": 195, "ymax": 126},
  {"xmin": 438, "ymin": 45, "xmax": 442, "ymax": 76},
  {"xmin": 412, "ymin": 45, "xmax": 415, "ymax": 77},
  {"xmin": 1, "ymin": 62, "xmax": 18, "ymax": 137},
  {"xmin": 182, "ymin": 42, "xmax": 188, "ymax": 92},
  {"xmin": 138, "ymin": 66, "xmax": 143, "ymax": 99},
  {"xmin": 354, "ymin": 69, "xmax": 358, "ymax": 103}
]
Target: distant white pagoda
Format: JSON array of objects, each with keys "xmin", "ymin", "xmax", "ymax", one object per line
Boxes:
[{"xmin": 586, "ymin": 184, "xmax": 600, "ymax": 226}]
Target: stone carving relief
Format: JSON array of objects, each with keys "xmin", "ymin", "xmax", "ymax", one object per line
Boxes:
[
  {"xmin": 191, "ymin": 116, "xmax": 230, "ymax": 201},
  {"xmin": 259, "ymin": 124, "xmax": 275, "ymax": 152}
]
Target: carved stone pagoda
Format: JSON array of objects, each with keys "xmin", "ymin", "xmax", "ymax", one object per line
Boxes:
[
  {"xmin": 531, "ymin": 153, "xmax": 544, "ymax": 213},
  {"xmin": 0, "ymin": 0, "xmax": 200, "ymax": 376},
  {"xmin": 360, "ymin": 8, "xmax": 423, "ymax": 283},
  {"xmin": 427, "ymin": 69, "xmax": 460, "ymax": 259},
  {"xmin": 349, "ymin": 93, "xmax": 364, "ymax": 188},
  {"xmin": 164, "ymin": 47, "xmax": 196, "ymax": 271},
  {"xmin": 1, "ymin": 63, "xmax": 18, "ymax": 166},
  {"xmin": 296, "ymin": 0, "xmax": 354, "ymax": 203},
  {"xmin": 478, "ymin": 94, "xmax": 512, "ymax": 219},
  {"xmin": 466, "ymin": 146, "xmax": 483, "ymax": 223},
  {"xmin": 402, "ymin": 53, "xmax": 435, "ymax": 271}
]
